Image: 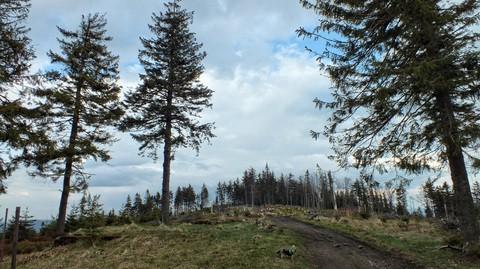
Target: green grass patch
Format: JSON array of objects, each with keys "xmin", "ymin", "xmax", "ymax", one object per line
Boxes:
[{"xmin": 2, "ymin": 221, "xmax": 308, "ymax": 269}]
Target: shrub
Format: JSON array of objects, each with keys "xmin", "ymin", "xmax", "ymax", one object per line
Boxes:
[
  {"xmin": 400, "ymin": 216, "xmax": 410, "ymax": 224},
  {"xmin": 333, "ymin": 212, "xmax": 342, "ymax": 221},
  {"xmin": 444, "ymin": 234, "xmax": 463, "ymax": 247},
  {"xmin": 466, "ymin": 243, "xmax": 480, "ymax": 258},
  {"xmin": 3, "ymin": 240, "xmax": 52, "ymax": 255},
  {"xmin": 440, "ymin": 218, "xmax": 460, "ymax": 231},
  {"xmin": 357, "ymin": 211, "xmax": 371, "ymax": 219}
]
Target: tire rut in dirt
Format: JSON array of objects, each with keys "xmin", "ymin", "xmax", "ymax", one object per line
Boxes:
[{"xmin": 271, "ymin": 216, "xmax": 422, "ymax": 269}]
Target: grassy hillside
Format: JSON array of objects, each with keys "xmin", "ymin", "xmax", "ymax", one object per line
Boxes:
[
  {"xmin": 2, "ymin": 207, "xmax": 479, "ymax": 269},
  {"xmin": 1, "ymin": 218, "xmax": 308, "ymax": 269}
]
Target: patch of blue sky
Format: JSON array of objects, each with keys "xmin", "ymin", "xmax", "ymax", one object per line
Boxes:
[{"xmin": 271, "ymin": 35, "xmax": 326, "ymax": 56}]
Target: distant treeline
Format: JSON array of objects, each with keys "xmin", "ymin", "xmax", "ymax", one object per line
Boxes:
[
  {"xmin": 5, "ymin": 166, "xmax": 479, "ymax": 241},
  {"xmin": 48, "ymin": 165, "xmax": 480, "ymax": 234},
  {"xmin": 215, "ymin": 164, "xmax": 480, "ymax": 219},
  {"xmin": 214, "ymin": 164, "xmax": 411, "ymax": 216}
]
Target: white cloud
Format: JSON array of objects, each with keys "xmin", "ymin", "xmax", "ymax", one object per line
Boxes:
[
  {"xmin": 3, "ymin": 42, "xmax": 335, "ymax": 218},
  {"xmin": 3, "ymin": 0, "xmax": 445, "ymax": 219}
]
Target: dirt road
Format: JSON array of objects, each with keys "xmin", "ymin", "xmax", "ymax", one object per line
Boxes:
[{"xmin": 271, "ymin": 217, "xmax": 422, "ymax": 269}]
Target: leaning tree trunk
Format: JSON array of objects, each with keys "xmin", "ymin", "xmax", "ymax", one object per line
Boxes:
[
  {"xmin": 57, "ymin": 157, "xmax": 73, "ymax": 235},
  {"xmin": 56, "ymin": 86, "xmax": 81, "ymax": 235},
  {"xmin": 436, "ymin": 92, "xmax": 480, "ymax": 246}
]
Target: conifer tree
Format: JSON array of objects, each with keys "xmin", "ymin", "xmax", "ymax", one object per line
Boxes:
[
  {"xmin": 132, "ymin": 193, "xmax": 143, "ymax": 220},
  {"xmin": 473, "ymin": 181, "xmax": 480, "ymax": 208},
  {"xmin": 174, "ymin": 186, "xmax": 183, "ymax": 214},
  {"xmin": 31, "ymin": 14, "xmax": 123, "ymax": 235},
  {"xmin": 120, "ymin": 0, "xmax": 214, "ymax": 223},
  {"xmin": 395, "ymin": 179, "xmax": 410, "ymax": 216},
  {"xmin": 7, "ymin": 208, "xmax": 35, "ymax": 241},
  {"xmin": 242, "ymin": 168, "xmax": 256, "ymax": 207},
  {"xmin": 0, "ymin": 0, "xmax": 36, "ymax": 193},
  {"xmin": 184, "ymin": 184, "xmax": 196, "ymax": 211},
  {"xmin": 144, "ymin": 190, "xmax": 155, "ymax": 221},
  {"xmin": 121, "ymin": 194, "xmax": 133, "ymax": 221},
  {"xmin": 299, "ymin": 0, "xmax": 480, "ymax": 244},
  {"xmin": 106, "ymin": 209, "xmax": 116, "ymax": 225},
  {"xmin": 200, "ymin": 183, "xmax": 209, "ymax": 210},
  {"xmin": 78, "ymin": 191, "xmax": 88, "ymax": 220},
  {"xmin": 65, "ymin": 204, "xmax": 80, "ymax": 232},
  {"xmin": 83, "ymin": 193, "xmax": 104, "ymax": 229},
  {"xmin": 277, "ymin": 174, "xmax": 287, "ymax": 205},
  {"xmin": 0, "ymin": 0, "xmax": 32, "ymax": 82},
  {"xmin": 154, "ymin": 192, "xmax": 162, "ymax": 209},
  {"xmin": 216, "ymin": 182, "xmax": 225, "ymax": 207}
]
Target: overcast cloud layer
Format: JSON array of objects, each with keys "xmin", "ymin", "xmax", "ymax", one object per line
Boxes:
[{"xmin": 2, "ymin": 0, "xmax": 449, "ymax": 218}]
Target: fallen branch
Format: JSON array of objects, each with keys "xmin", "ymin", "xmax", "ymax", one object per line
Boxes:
[
  {"xmin": 54, "ymin": 235, "xmax": 120, "ymax": 246},
  {"xmin": 438, "ymin": 245, "xmax": 463, "ymax": 252}
]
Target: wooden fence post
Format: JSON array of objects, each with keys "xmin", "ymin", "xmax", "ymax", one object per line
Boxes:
[
  {"xmin": 11, "ymin": 207, "xmax": 20, "ymax": 269},
  {"xmin": 0, "ymin": 208, "xmax": 8, "ymax": 262}
]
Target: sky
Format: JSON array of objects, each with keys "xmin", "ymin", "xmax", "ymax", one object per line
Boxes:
[{"xmin": 0, "ymin": 0, "xmax": 457, "ymax": 219}]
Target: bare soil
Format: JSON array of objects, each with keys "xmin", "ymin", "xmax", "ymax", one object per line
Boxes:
[{"xmin": 271, "ymin": 216, "xmax": 423, "ymax": 269}]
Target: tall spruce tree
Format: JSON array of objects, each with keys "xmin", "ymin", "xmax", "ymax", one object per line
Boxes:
[
  {"xmin": 0, "ymin": 0, "xmax": 35, "ymax": 193},
  {"xmin": 120, "ymin": 0, "xmax": 214, "ymax": 223},
  {"xmin": 200, "ymin": 183, "xmax": 209, "ymax": 209},
  {"xmin": 299, "ymin": 0, "xmax": 480, "ymax": 245},
  {"xmin": 31, "ymin": 14, "xmax": 123, "ymax": 235}
]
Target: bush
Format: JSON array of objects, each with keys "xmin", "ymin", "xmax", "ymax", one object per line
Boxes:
[
  {"xmin": 466, "ymin": 243, "xmax": 480, "ymax": 258},
  {"xmin": 333, "ymin": 212, "xmax": 342, "ymax": 221},
  {"xmin": 352, "ymin": 211, "xmax": 371, "ymax": 220},
  {"xmin": 233, "ymin": 208, "xmax": 241, "ymax": 217},
  {"xmin": 400, "ymin": 216, "xmax": 410, "ymax": 224},
  {"xmin": 3, "ymin": 239, "xmax": 52, "ymax": 255},
  {"xmin": 444, "ymin": 234, "xmax": 463, "ymax": 247},
  {"xmin": 440, "ymin": 218, "xmax": 460, "ymax": 231}
]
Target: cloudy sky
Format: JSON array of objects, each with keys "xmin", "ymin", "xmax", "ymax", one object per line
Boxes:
[{"xmin": 1, "ymin": 0, "xmax": 447, "ymax": 219}]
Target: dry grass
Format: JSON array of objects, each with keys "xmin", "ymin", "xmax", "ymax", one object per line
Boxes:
[
  {"xmin": 1, "ymin": 221, "xmax": 308, "ymax": 269},
  {"xmin": 294, "ymin": 210, "xmax": 480, "ymax": 269}
]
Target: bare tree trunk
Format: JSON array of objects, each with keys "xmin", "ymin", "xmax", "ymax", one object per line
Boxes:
[
  {"xmin": 244, "ymin": 184, "xmax": 248, "ymax": 207},
  {"xmin": 161, "ymin": 85, "xmax": 173, "ymax": 223},
  {"xmin": 444, "ymin": 200, "xmax": 449, "ymax": 219},
  {"xmin": 56, "ymin": 85, "xmax": 82, "ymax": 236},
  {"xmin": 251, "ymin": 185, "xmax": 254, "ymax": 207},
  {"xmin": 0, "ymin": 208, "xmax": 7, "ymax": 262},
  {"xmin": 161, "ymin": 122, "xmax": 172, "ymax": 223},
  {"xmin": 286, "ymin": 182, "xmax": 289, "ymax": 206},
  {"xmin": 56, "ymin": 160, "xmax": 72, "ymax": 235},
  {"xmin": 11, "ymin": 207, "xmax": 20, "ymax": 269},
  {"xmin": 436, "ymin": 92, "xmax": 480, "ymax": 245}
]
